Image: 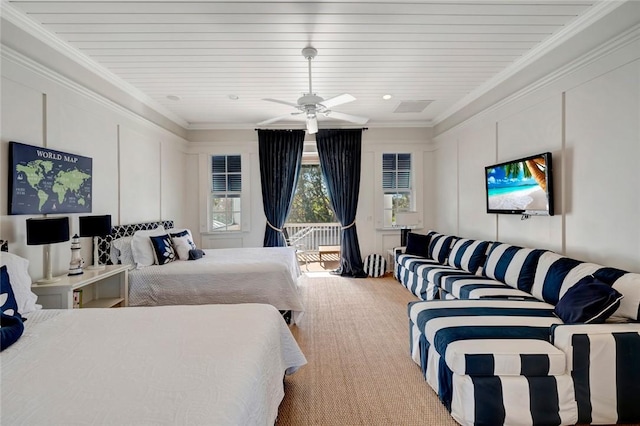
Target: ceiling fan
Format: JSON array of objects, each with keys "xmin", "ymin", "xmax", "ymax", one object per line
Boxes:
[{"xmin": 257, "ymin": 47, "xmax": 369, "ymax": 134}]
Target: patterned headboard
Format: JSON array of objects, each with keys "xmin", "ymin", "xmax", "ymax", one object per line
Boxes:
[
  {"xmin": 97, "ymin": 220, "xmax": 174, "ymax": 265},
  {"xmin": 0, "ymin": 240, "xmax": 8, "ymax": 252}
]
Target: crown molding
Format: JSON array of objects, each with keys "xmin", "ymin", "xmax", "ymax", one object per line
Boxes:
[
  {"xmin": 432, "ymin": 0, "xmax": 627, "ymax": 126},
  {"xmin": 434, "ymin": 21, "xmax": 640, "ymax": 138},
  {"xmin": 187, "ymin": 120, "xmax": 433, "ymax": 131},
  {"xmin": 1, "ymin": 1, "xmax": 189, "ymax": 129},
  {"xmin": 1, "ymin": 46, "xmax": 190, "ymax": 151}
]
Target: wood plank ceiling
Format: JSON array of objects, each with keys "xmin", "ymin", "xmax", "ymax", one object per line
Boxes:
[{"xmin": 6, "ymin": 1, "xmax": 596, "ymax": 129}]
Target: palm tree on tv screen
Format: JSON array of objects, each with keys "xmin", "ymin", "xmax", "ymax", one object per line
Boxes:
[{"xmin": 503, "ymin": 157, "xmax": 547, "ymax": 191}]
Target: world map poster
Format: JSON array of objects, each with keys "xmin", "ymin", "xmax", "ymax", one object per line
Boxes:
[{"xmin": 9, "ymin": 141, "xmax": 92, "ymax": 215}]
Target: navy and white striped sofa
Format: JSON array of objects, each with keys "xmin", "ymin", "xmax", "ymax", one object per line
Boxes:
[{"xmin": 395, "ymin": 231, "xmax": 640, "ymax": 425}]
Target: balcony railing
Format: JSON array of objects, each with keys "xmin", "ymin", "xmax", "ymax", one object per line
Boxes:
[{"xmin": 284, "ymin": 222, "xmax": 341, "ymax": 251}]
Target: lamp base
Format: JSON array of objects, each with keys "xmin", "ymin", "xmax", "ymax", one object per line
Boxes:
[
  {"xmin": 36, "ymin": 277, "xmax": 61, "ymax": 285},
  {"xmin": 85, "ymin": 264, "xmax": 105, "ymax": 271}
]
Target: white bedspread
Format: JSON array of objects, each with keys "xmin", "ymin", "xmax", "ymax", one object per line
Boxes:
[
  {"xmin": 128, "ymin": 247, "xmax": 304, "ymax": 317},
  {"xmin": 1, "ymin": 304, "xmax": 307, "ymax": 426}
]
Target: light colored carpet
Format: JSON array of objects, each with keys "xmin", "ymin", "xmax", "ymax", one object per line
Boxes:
[{"xmin": 277, "ymin": 273, "xmax": 458, "ymax": 426}]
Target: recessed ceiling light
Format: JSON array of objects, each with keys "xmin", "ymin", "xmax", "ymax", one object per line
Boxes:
[
  {"xmin": 166, "ymin": 95, "xmax": 181, "ymax": 101},
  {"xmin": 382, "ymin": 94, "xmax": 393, "ymax": 100},
  {"xmin": 228, "ymin": 94, "xmax": 239, "ymax": 100}
]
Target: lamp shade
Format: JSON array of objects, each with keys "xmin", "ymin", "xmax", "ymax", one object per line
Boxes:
[
  {"xmin": 79, "ymin": 215, "xmax": 112, "ymax": 237},
  {"xmin": 395, "ymin": 211, "xmax": 420, "ymax": 227},
  {"xmin": 26, "ymin": 217, "xmax": 70, "ymax": 245}
]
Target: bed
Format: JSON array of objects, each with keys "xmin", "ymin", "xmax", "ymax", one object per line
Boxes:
[
  {"xmin": 98, "ymin": 221, "xmax": 305, "ymax": 323},
  {"xmin": 1, "ymin": 304, "xmax": 307, "ymax": 425}
]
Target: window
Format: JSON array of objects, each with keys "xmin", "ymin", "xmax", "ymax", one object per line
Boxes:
[
  {"xmin": 382, "ymin": 153, "xmax": 412, "ymax": 228},
  {"xmin": 210, "ymin": 155, "xmax": 241, "ymax": 231},
  {"xmin": 288, "ymin": 164, "xmax": 336, "ymax": 223}
]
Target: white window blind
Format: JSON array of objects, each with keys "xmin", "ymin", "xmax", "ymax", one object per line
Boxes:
[
  {"xmin": 382, "ymin": 153, "xmax": 412, "ymax": 228},
  {"xmin": 210, "ymin": 155, "xmax": 242, "ymax": 232}
]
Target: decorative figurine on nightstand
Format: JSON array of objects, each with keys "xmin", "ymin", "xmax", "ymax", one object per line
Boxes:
[{"xmin": 68, "ymin": 234, "xmax": 84, "ymax": 276}]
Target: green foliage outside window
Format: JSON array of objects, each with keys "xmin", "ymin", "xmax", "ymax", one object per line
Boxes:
[{"xmin": 287, "ymin": 165, "xmax": 336, "ymax": 223}]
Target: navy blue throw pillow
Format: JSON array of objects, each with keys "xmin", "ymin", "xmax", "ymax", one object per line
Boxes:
[
  {"xmin": 1, "ymin": 312, "xmax": 24, "ymax": 351},
  {"xmin": 1, "ymin": 266, "xmax": 22, "ymax": 319},
  {"xmin": 149, "ymin": 234, "xmax": 177, "ymax": 265},
  {"xmin": 554, "ymin": 276, "xmax": 623, "ymax": 324},
  {"xmin": 188, "ymin": 249, "xmax": 205, "ymax": 260},
  {"xmin": 405, "ymin": 233, "xmax": 431, "ymax": 257}
]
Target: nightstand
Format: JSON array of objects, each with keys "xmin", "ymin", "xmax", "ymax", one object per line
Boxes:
[
  {"xmin": 31, "ymin": 264, "xmax": 129, "ymax": 309},
  {"xmin": 387, "ymin": 247, "xmax": 405, "ymax": 274}
]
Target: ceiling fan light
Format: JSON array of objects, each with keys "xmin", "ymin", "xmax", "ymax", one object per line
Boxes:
[{"xmin": 306, "ymin": 116, "xmax": 318, "ymax": 134}]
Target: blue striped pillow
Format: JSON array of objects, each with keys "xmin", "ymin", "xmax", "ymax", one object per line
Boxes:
[
  {"xmin": 483, "ymin": 243, "xmax": 546, "ymax": 292},
  {"xmin": 447, "ymin": 239, "xmax": 490, "ymax": 274},
  {"xmin": 428, "ymin": 234, "xmax": 456, "ymax": 264}
]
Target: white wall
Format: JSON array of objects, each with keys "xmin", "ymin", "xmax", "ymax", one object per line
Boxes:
[
  {"xmin": 186, "ymin": 127, "xmax": 433, "ymax": 257},
  {"xmin": 432, "ymin": 33, "xmax": 640, "ymax": 272},
  {"xmin": 1, "ymin": 49, "xmax": 188, "ymax": 280}
]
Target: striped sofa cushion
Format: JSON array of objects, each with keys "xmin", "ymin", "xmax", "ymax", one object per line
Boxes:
[
  {"xmin": 531, "ymin": 252, "xmax": 640, "ymax": 320},
  {"xmin": 450, "ymin": 372, "xmax": 577, "ymax": 426},
  {"xmin": 482, "ymin": 243, "xmax": 546, "ymax": 292},
  {"xmin": 445, "ymin": 338, "xmax": 566, "ymax": 376},
  {"xmin": 428, "ymin": 233, "xmax": 457, "ymax": 264},
  {"xmin": 552, "ymin": 323, "xmax": 640, "ymax": 424},
  {"xmin": 441, "ymin": 275, "xmax": 537, "ymax": 300},
  {"xmin": 447, "ymin": 238, "xmax": 490, "ymax": 274},
  {"xmin": 417, "ymin": 265, "xmax": 464, "ymax": 290},
  {"xmin": 398, "ymin": 267, "xmax": 439, "ymax": 301},
  {"xmin": 531, "ymin": 252, "xmax": 596, "ymax": 305},
  {"xmin": 396, "ymin": 254, "xmax": 440, "ymax": 273},
  {"xmin": 610, "ymin": 272, "xmax": 640, "ymax": 321},
  {"xmin": 409, "ymin": 300, "xmax": 559, "ymax": 356}
]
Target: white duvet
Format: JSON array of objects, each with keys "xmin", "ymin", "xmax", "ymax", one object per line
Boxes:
[
  {"xmin": 128, "ymin": 247, "xmax": 304, "ymax": 319},
  {"xmin": 1, "ymin": 304, "xmax": 307, "ymax": 425}
]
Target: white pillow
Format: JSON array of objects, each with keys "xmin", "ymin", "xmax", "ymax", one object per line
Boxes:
[
  {"xmin": 172, "ymin": 235, "xmax": 197, "ymax": 261},
  {"xmin": 110, "ymin": 236, "xmax": 134, "ymax": 266},
  {"xmin": 168, "ymin": 228, "xmax": 193, "ymax": 240},
  {"xmin": 131, "ymin": 226, "xmax": 166, "ymax": 268},
  {"xmin": 0, "ymin": 252, "xmax": 40, "ymax": 314}
]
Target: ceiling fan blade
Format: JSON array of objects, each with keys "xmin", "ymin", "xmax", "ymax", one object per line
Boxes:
[
  {"xmin": 306, "ymin": 115, "xmax": 318, "ymax": 134},
  {"xmin": 262, "ymin": 98, "xmax": 299, "ymax": 108},
  {"xmin": 325, "ymin": 110, "xmax": 369, "ymax": 125},
  {"xmin": 257, "ymin": 113, "xmax": 298, "ymax": 126},
  {"xmin": 321, "ymin": 93, "xmax": 356, "ymax": 109}
]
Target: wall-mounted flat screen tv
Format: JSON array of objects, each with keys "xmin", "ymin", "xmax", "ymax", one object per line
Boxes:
[
  {"xmin": 8, "ymin": 141, "xmax": 93, "ymax": 215},
  {"xmin": 485, "ymin": 152, "xmax": 554, "ymax": 216}
]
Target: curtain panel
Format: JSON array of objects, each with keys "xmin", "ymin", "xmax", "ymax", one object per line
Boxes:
[
  {"xmin": 316, "ymin": 129, "xmax": 366, "ymax": 277},
  {"xmin": 258, "ymin": 129, "xmax": 305, "ymax": 247}
]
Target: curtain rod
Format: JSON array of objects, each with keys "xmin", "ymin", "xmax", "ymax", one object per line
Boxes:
[{"xmin": 254, "ymin": 128, "xmax": 368, "ymax": 131}]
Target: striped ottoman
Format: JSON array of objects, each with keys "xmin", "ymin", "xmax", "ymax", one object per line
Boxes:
[{"xmin": 363, "ymin": 253, "xmax": 386, "ymax": 277}]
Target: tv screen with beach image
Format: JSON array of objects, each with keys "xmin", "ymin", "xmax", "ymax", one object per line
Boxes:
[{"xmin": 485, "ymin": 153, "xmax": 552, "ymax": 214}]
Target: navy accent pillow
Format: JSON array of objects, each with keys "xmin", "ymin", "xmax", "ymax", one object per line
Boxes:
[
  {"xmin": 188, "ymin": 249, "xmax": 205, "ymax": 260},
  {"xmin": 0, "ymin": 312, "xmax": 24, "ymax": 351},
  {"xmin": 405, "ymin": 232, "xmax": 430, "ymax": 257},
  {"xmin": 149, "ymin": 235, "xmax": 176, "ymax": 265},
  {"xmin": 1, "ymin": 266, "xmax": 22, "ymax": 319},
  {"xmin": 554, "ymin": 276, "xmax": 624, "ymax": 324}
]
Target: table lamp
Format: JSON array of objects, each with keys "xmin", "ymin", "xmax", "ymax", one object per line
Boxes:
[
  {"xmin": 26, "ymin": 217, "xmax": 70, "ymax": 284},
  {"xmin": 79, "ymin": 215, "xmax": 112, "ymax": 270},
  {"xmin": 395, "ymin": 211, "xmax": 420, "ymax": 246}
]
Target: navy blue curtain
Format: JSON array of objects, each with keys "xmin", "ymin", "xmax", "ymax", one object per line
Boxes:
[
  {"xmin": 316, "ymin": 129, "xmax": 366, "ymax": 277},
  {"xmin": 258, "ymin": 129, "xmax": 305, "ymax": 247}
]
